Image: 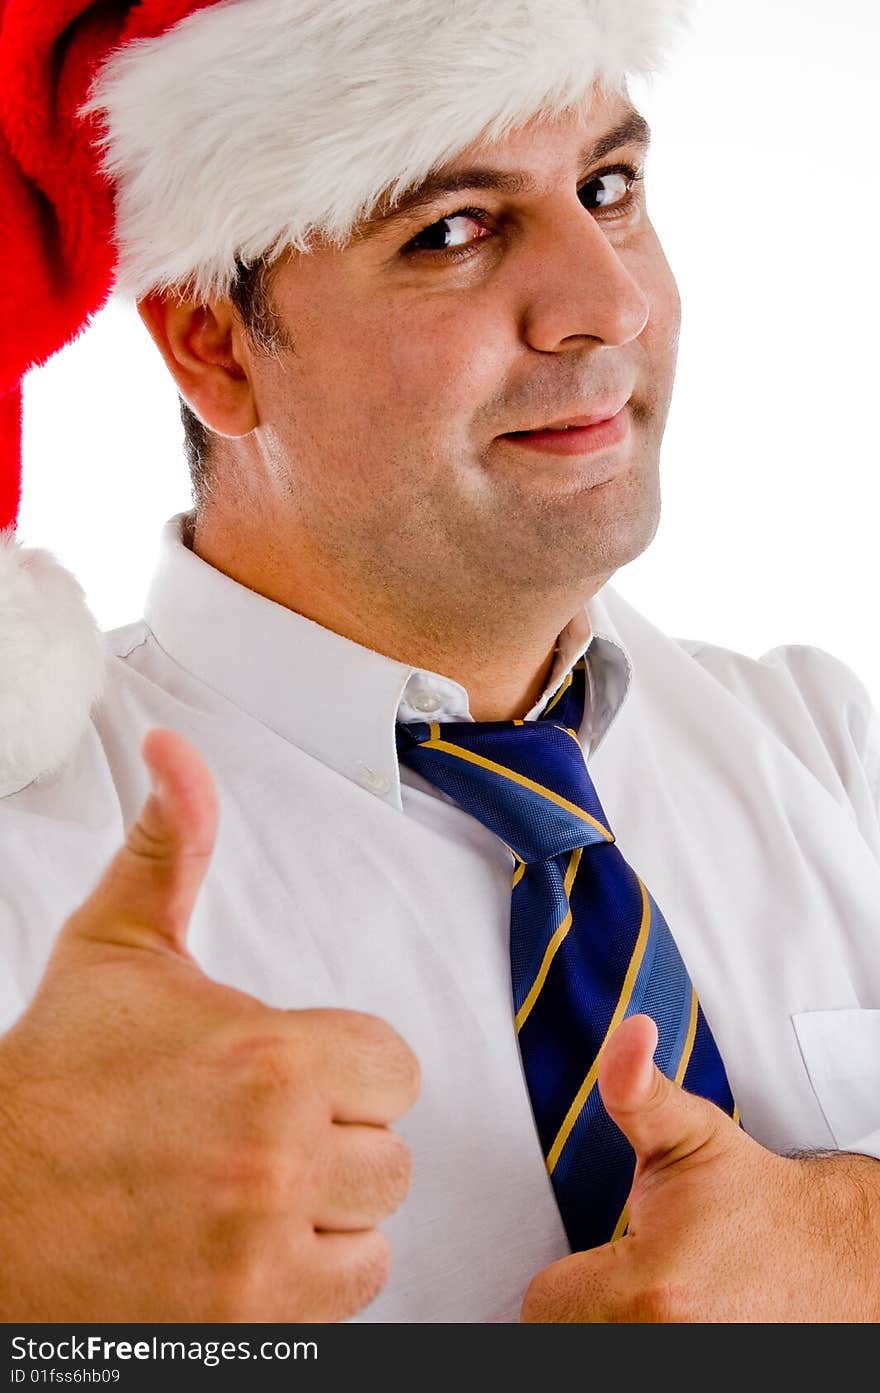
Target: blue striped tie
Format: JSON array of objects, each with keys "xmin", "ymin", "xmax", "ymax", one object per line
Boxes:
[{"xmin": 395, "ymin": 656, "xmax": 738, "ymax": 1251}]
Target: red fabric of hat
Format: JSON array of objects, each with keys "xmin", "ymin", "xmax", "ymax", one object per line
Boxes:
[
  {"xmin": 0, "ymin": 0, "xmax": 218, "ymax": 534},
  {"xmin": 0, "ymin": 0, "xmax": 220, "ymax": 797}
]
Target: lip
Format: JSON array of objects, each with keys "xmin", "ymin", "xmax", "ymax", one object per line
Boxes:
[{"xmin": 498, "ymin": 404, "xmax": 630, "ymax": 455}]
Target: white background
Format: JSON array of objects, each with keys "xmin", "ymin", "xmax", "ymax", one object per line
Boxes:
[{"xmin": 18, "ymin": 0, "xmax": 880, "ymax": 700}]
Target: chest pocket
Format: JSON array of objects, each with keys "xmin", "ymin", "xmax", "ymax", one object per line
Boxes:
[{"xmin": 791, "ymin": 1009, "xmax": 880, "ymax": 1155}]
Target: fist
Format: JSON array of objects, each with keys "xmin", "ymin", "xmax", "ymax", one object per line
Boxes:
[{"xmin": 0, "ymin": 727, "xmax": 420, "ymax": 1322}]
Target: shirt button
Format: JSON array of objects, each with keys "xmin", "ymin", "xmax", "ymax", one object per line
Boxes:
[
  {"xmin": 410, "ymin": 690, "xmax": 442, "ymax": 713},
  {"xmin": 358, "ymin": 765, "xmax": 392, "ymax": 795}
]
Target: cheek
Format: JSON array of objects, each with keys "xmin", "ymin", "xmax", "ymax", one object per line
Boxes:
[{"xmin": 376, "ymin": 307, "xmax": 508, "ymax": 428}]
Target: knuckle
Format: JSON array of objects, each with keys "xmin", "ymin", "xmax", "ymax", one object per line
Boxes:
[
  {"xmin": 302, "ymin": 1007, "xmax": 381, "ymax": 1040},
  {"xmin": 381, "ymin": 1133, "xmax": 414, "ymax": 1211},
  {"xmin": 644, "ymin": 1069, "xmax": 673, "ymax": 1115},
  {"xmin": 308, "ymin": 1010, "xmax": 421, "ymax": 1104},
  {"xmin": 310, "ymin": 1229, "xmax": 392, "ymax": 1323},
  {"xmin": 354, "ymin": 1131, "xmax": 412, "ymax": 1216},
  {"xmin": 337, "ymin": 1010, "xmax": 400, "ymax": 1054},
  {"xmin": 393, "ymin": 1041, "xmax": 421, "ymax": 1107},
  {"xmin": 123, "ymin": 817, "xmax": 172, "ymax": 864},
  {"xmin": 218, "ymin": 1030, "xmax": 324, "ymax": 1151},
  {"xmin": 295, "ymin": 1008, "xmax": 375, "ymax": 1073},
  {"xmin": 322, "ymin": 1130, "xmax": 412, "ymax": 1222},
  {"xmin": 358, "ymin": 1016, "xmax": 420, "ymax": 1103},
  {"xmin": 228, "ymin": 1032, "xmax": 301, "ymax": 1102},
  {"xmin": 208, "ymin": 1141, "xmax": 293, "ymax": 1214}
]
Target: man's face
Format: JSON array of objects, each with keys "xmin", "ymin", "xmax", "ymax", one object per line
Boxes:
[{"xmin": 235, "ymin": 84, "xmax": 680, "ymax": 618}]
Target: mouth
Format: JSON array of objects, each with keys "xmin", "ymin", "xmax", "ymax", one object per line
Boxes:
[{"xmin": 498, "ymin": 404, "xmax": 631, "ymax": 456}]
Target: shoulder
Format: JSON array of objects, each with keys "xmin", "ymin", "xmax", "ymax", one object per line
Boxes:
[
  {"xmin": 682, "ymin": 634, "xmax": 880, "ymax": 848},
  {"xmin": 599, "ymin": 585, "xmax": 880, "ymax": 842},
  {"xmin": 682, "ymin": 636, "xmax": 879, "ymax": 792}
]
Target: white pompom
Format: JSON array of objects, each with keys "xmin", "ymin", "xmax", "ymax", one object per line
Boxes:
[{"xmin": 0, "ymin": 532, "xmax": 107, "ymax": 798}]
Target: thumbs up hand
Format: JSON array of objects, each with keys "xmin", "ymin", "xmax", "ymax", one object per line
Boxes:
[
  {"xmin": 521, "ymin": 1014, "xmax": 880, "ymax": 1323},
  {"xmin": 0, "ymin": 729, "xmax": 420, "ymax": 1323},
  {"xmin": 61, "ymin": 725, "xmax": 222, "ymax": 958}
]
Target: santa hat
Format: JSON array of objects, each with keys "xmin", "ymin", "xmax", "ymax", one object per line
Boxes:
[{"xmin": 0, "ymin": 0, "xmax": 691, "ymax": 797}]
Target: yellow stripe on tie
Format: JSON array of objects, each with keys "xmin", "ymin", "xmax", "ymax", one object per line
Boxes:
[
  {"xmin": 559, "ymin": 726, "xmax": 585, "ymax": 753},
  {"xmin": 501, "ymin": 842, "xmax": 527, "ymax": 886},
  {"xmin": 610, "ymin": 1202, "xmax": 629, "ymax": 1243},
  {"xmin": 732, "ymin": 1102, "xmax": 740, "ymax": 1127},
  {"xmin": 424, "ymin": 727, "xmax": 612, "ymax": 842},
  {"xmin": 673, "ymin": 986, "xmax": 699, "ymax": 1087},
  {"xmin": 515, "ymin": 848, "xmax": 582, "ymax": 1032},
  {"xmin": 546, "ymin": 875, "xmax": 653, "ymax": 1176},
  {"xmin": 542, "ymin": 668, "xmax": 574, "ymax": 717}
]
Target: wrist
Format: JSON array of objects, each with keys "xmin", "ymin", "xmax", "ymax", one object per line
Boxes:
[{"xmin": 786, "ymin": 1149, "xmax": 880, "ymax": 1319}]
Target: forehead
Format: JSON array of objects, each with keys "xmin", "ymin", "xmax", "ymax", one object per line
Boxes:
[{"xmin": 454, "ymin": 86, "xmax": 645, "ymax": 170}]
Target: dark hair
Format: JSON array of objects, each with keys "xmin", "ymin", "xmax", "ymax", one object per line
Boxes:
[{"xmin": 178, "ymin": 252, "xmax": 291, "ymax": 509}]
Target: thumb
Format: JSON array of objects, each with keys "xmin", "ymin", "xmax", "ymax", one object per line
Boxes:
[
  {"xmin": 598, "ymin": 1013, "xmax": 727, "ymax": 1173},
  {"xmin": 64, "ymin": 727, "xmax": 219, "ymax": 956}
]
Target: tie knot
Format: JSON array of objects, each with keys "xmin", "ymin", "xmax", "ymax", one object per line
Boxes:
[{"xmin": 395, "ymin": 661, "xmax": 615, "ymax": 863}]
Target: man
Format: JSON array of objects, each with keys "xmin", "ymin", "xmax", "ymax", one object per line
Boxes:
[{"xmin": 1, "ymin": 0, "xmax": 880, "ymax": 1323}]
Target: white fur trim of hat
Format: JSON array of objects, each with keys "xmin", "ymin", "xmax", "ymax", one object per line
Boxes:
[{"xmin": 81, "ymin": 0, "xmax": 692, "ymax": 304}]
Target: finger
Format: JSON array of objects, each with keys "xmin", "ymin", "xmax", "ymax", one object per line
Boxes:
[
  {"xmin": 240, "ymin": 1227, "xmax": 392, "ymax": 1322},
  {"xmin": 598, "ymin": 1013, "xmax": 731, "ymax": 1171},
  {"xmin": 291, "ymin": 1008, "xmax": 421, "ymax": 1125},
  {"xmin": 311, "ymin": 1123, "xmax": 413, "ymax": 1231},
  {"xmin": 307, "ymin": 1229, "xmax": 392, "ymax": 1321},
  {"xmin": 63, "ymin": 726, "xmax": 219, "ymax": 956}
]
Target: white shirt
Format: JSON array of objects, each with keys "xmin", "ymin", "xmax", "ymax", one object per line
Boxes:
[{"xmin": 3, "ymin": 509, "xmax": 880, "ymax": 1323}]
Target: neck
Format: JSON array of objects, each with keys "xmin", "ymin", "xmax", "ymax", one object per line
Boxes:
[{"xmin": 189, "ymin": 509, "xmax": 599, "ymax": 722}]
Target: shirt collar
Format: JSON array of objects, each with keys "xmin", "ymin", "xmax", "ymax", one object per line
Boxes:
[{"xmin": 143, "ymin": 512, "xmax": 632, "ymax": 811}]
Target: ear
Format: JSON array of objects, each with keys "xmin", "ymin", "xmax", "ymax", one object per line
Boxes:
[{"xmin": 136, "ymin": 292, "xmax": 259, "ymax": 438}]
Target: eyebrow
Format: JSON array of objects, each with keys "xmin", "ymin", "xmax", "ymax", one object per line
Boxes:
[{"xmin": 355, "ymin": 107, "xmax": 652, "ymax": 242}]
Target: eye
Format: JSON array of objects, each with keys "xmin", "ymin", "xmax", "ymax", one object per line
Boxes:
[
  {"xmin": 402, "ymin": 162, "xmax": 645, "ymax": 262},
  {"xmin": 576, "ymin": 163, "xmax": 640, "ymax": 211},
  {"xmin": 403, "ymin": 208, "xmax": 492, "ymax": 259}
]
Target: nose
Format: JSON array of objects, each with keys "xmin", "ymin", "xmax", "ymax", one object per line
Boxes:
[{"xmin": 520, "ymin": 200, "xmax": 650, "ymax": 350}]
